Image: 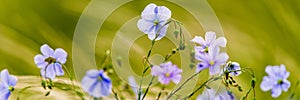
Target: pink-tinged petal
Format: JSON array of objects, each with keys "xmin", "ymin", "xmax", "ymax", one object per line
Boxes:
[
  {"xmin": 151, "ymin": 65, "xmax": 163, "ymax": 76},
  {"xmin": 156, "ymin": 6, "xmax": 171, "ymax": 20},
  {"xmin": 260, "ymin": 76, "xmax": 274, "ymax": 91},
  {"xmin": 34, "ymin": 54, "xmax": 47, "ymax": 68},
  {"xmin": 141, "ymin": 3, "xmax": 157, "ymax": 19},
  {"xmin": 40, "ymin": 44, "xmax": 54, "ymax": 57},
  {"xmin": 282, "ymin": 79, "xmax": 291, "ymax": 92},
  {"xmin": 209, "ymin": 64, "xmax": 221, "ymax": 75},
  {"xmin": 158, "ymin": 75, "xmax": 170, "ymax": 84},
  {"xmin": 171, "ymin": 74, "xmax": 181, "ymax": 84},
  {"xmin": 214, "ymin": 37, "xmax": 227, "ymax": 47},
  {"xmin": 137, "ymin": 19, "xmax": 154, "ymax": 34},
  {"xmin": 54, "ymin": 48, "xmax": 67, "ymax": 64},
  {"xmin": 191, "ymin": 36, "xmax": 205, "ymax": 45},
  {"xmin": 205, "ymin": 31, "xmax": 216, "ymax": 45},
  {"xmin": 271, "ymin": 85, "xmax": 282, "ymax": 98},
  {"xmin": 54, "ymin": 63, "xmax": 64, "ymax": 76}
]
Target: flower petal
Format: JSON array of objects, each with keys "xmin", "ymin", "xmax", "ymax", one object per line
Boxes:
[
  {"xmin": 209, "ymin": 64, "xmax": 221, "ymax": 75},
  {"xmin": 156, "ymin": 6, "xmax": 171, "ymax": 20},
  {"xmin": 0, "ymin": 89, "xmax": 10, "ymax": 100},
  {"xmin": 271, "ymin": 85, "xmax": 282, "ymax": 98},
  {"xmin": 191, "ymin": 36, "xmax": 205, "ymax": 45},
  {"xmin": 208, "ymin": 46, "xmax": 220, "ymax": 59},
  {"xmin": 40, "ymin": 64, "xmax": 56, "ymax": 79},
  {"xmin": 196, "ymin": 62, "xmax": 209, "ymax": 73},
  {"xmin": 205, "ymin": 31, "xmax": 216, "ymax": 45},
  {"xmin": 40, "ymin": 44, "xmax": 54, "ymax": 57},
  {"xmin": 141, "ymin": 3, "xmax": 157, "ymax": 19},
  {"xmin": 34, "ymin": 54, "xmax": 47, "ymax": 68},
  {"xmin": 151, "ymin": 65, "xmax": 163, "ymax": 76},
  {"xmin": 158, "ymin": 75, "xmax": 170, "ymax": 84},
  {"xmin": 81, "ymin": 76, "xmax": 97, "ymax": 96},
  {"xmin": 54, "ymin": 48, "xmax": 67, "ymax": 64},
  {"xmin": 215, "ymin": 52, "xmax": 229, "ymax": 65},
  {"xmin": 54, "ymin": 63, "xmax": 64, "ymax": 76},
  {"xmin": 214, "ymin": 37, "xmax": 227, "ymax": 47},
  {"xmin": 260, "ymin": 76, "xmax": 274, "ymax": 91},
  {"xmin": 282, "ymin": 79, "xmax": 291, "ymax": 92},
  {"xmin": 137, "ymin": 19, "xmax": 154, "ymax": 34},
  {"xmin": 171, "ymin": 74, "xmax": 181, "ymax": 84},
  {"xmin": 86, "ymin": 69, "xmax": 100, "ymax": 78}
]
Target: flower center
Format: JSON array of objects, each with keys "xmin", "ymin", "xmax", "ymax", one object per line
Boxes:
[
  {"xmin": 165, "ymin": 73, "xmax": 170, "ymax": 77},
  {"xmin": 209, "ymin": 61, "xmax": 215, "ymax": 66},
  {"xmin": 8, "ymin": 86, "xmax": 14, "ymax": 92},
  {"xmin": 277, "ymin": 79, "xmax": 284, "ymax": 85},
  {"xmin": 153, "ymin": 19, "xmax": 159, "ymax": 25},
  {"xmin": 45, "ymin": 57, "xmax": 56, "ymax": 64}
]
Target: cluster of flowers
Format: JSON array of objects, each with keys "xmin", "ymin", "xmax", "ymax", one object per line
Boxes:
[{"xmin": 0, "ymin": 3, "xmax": 292, "ymax": 100}]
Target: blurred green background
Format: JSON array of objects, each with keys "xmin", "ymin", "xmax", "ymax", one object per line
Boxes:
[{"xmin": 0, "ymin": 0, "xmax": 300, "ymax": 99}]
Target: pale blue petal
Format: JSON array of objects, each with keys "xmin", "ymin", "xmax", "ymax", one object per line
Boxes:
[
  {"xmin": 40, "ymin": 44, "xmax": 54, "ymax": 57},
  {"xmin": 86, "ymin": 69, "xmax": 100, "ymax": 78},
  {"xmin": 209, "ymin": 64, "xmax": 221, "ymax": 75},
  {"xmin": 141, "ymin": 3, "xmax": 157, "ymax": 19},
  {"xmin": 213, "ymin": 37, "xmax": 227, "ymax": 47},
  {"xmin": 208, "ymin": 46, "xmax": 219, "ymax": 58},
  {"xmin": 271, "ymin": 85, "xmax": 282, "ymax": 98},
  {"xmin": 137, "ymin": 19, "xmax": 154, "ymax": 34},
  {"xmin": 40, "ymin": 64, "xmax": 56, "ymax": 79},
  {"xmin": 0, "ymin": 89, "xmax": 10, "ymax": 100},
  {"xmin": 0, "ymin": 69, "xmax": 9, "ymax": 86},
  {"xmin": 156, "ymin": 6, "xmax": 171, "ymax": 20},
  {"xmin": 260, "ymin": 76, "xmax": 274, "ymax": 91},
  {"xmin": 54, "ymin": 48, "xmax": 67, "ymax": 64},
  {"xmin": 282, "ymin": 79, "xmax": 290, "ymax": 92},
  {"xmin": 171, "ymin": 74, "xmax": 181, "ymax": 84},
  {"xmin": 215, "ymin": 52, "xmax": 229, "ymax": 65},
  {"xmin": 81, "ymin": 76, "xmax": 97, "ymax": 96},
  {"xmin": 54, "ymin": 63, "xmax": 64, "ymax": 76},
  {"xmin": 205, "ymin": 31, "xmax": 216, "ymax": 45},
  {"xmin": 34, "ymin": 54, "xmax": 47, "ymax": 68},
  {"xmin": 191, "ymin": 36, "xmax": 205, "ymax": 45}
]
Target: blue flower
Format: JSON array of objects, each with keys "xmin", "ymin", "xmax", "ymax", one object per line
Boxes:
[
  {"xmin": 197, "ymin": 88, "xmax": 234, "ymax": 100},
  {"xmin": 151, "ymin": 62, "xmax": 182, "ymax": 84},
  {"xmin": 260, "ymin": 64, "xmax": 290, "ymax": 98},
  {"xmin": 81, "ymin": 69, "xmax": 112, "ymax": 98},
  {"xmin": 34, "ymin": 44, "xmax": 67, "ymax": 79},
  {"xmin": 0, "ymin": 69, "xmax": 17, "ymax": 100},
  {"xmin": 137, "ymin": 3, "xmax": 171, "ymax": 41},
  {"xmin": 225, "ymin": 61, "xmax": 241, "ymax": 76},
  {"xmin": 195, "ymin": 46, "xmax": 229, "ymax": 75},
  {"xmin": 191, "ymin": 31, "xmax": 226, "ymax": 54}
]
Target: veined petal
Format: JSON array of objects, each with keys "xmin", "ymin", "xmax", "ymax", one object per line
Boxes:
[
  {"xmin": 40, "ymin": 64, "xmax": 56, "ymax": 79},
  {"xmin": 214, "ymin": 37, "xmax": 227, "ymax": 47},
  {"xmin": 191, "ymin": 36, "xmax": 205, "ymax": 45},
  {"xmin": 205, "ymin": 31, "xmax": 216, "ymax": 45},
  {"xmin": 196, "ymin": 62, "xmax": 209, "ymax": 73},
  {"xmin": 81, "ymin": 76, "xmax": 98, "ymax": 96},
  {"xmin": 158, "ymin": 75, "xmax": 170, "ymax": 84},
  {"xmin": 0, "ymin": 69, "xmax": 10, "ymax": 86},
  {"xmin": 156, "ymin": 6, "xmax": 171, "ymax": 20},
  {"xmin": 208, "ymin": 46, "xmax": 219, "ymax": 59},
  {"xmin": 54, "ymin": 48, "xmax": 67, "ymax": 64},
  {"xmin": 54, "ymin": 63, "xmax": 64, "ymax": 76},
  {"xmin": 40, "ymin": 44, "xmax": 54, "ymax": 57},
  {"xmin": 0, "ymin": 89, "xmax": 10, "ymax": 100},
  {"xmin": 141, "ymin": 3, "xmax": 157, "ymax": 19},
  {"xmin": 215, "ymin": 52, "xmax": 229, "ymax": 64},
  {"xmin": 137, "ymin": 19, "xmax": 154, "ymax": 34},
  {"xmin": 271, "ymin": 85, "xmax": 282, "ymax": 98},
  {"xmin": 260, "ymin": 76, "xmax": 274, "ymax": 91}
]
